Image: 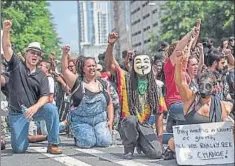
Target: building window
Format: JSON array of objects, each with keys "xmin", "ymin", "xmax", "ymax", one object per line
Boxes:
[
  {"xmin": 144, "ymin": 38, "xmax": 151, "ymax": 44},
  {"xmin": 143, "ymin": 26, "xmax": 150, "ymax": 32},
  {"xmin": 131, "ymin": 7, "xmax": 140, "ymax": 15},
  {"xmin": 153, "ymin": 22, "xmax": 158, "ymax": 27},
  {"xmin": 132, "ymin": 30, "xmax": 141, "ymax": 37},
  {"xmin": 152, "ymin": 8, "xmax": 158, "ymax": 14},
  {"xmin": 142, "ymin": 1, "xmax": 149, "ymax": 8},
  {"xmin": 131, "ymin": 19, "xmax": 141, "ymax": 26},
  {"xmin": 132, "ymin": 42, "xmax": 141, "ymax": 47},
  {"xmin": 143, "ymin": 13, "xmax": 150, "ymax": 20}
]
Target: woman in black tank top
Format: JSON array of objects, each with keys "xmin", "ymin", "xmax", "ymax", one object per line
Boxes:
[{"xmin": 163, "ymin": 47, "xmax": 232, "ymax": 160}]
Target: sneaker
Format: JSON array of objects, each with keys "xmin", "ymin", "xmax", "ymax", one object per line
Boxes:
[{"xmin": 47, "ymin": 144, "xmax": 62, "ymax": 154}]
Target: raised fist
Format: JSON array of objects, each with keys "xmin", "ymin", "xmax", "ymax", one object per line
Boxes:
[
  {"xmin": 108, "ymin": 32, "xmax": 118, "ymax": 45},
  {"xmin": 3, "ymin": 20, "xmax": 12, "ymax": 31},
  {"xmin": 197, "ymin": 42, "xmax": 203, "ymax": 51},
  {"xmin": 196, "ymin": 19, "xmax": 201, "ymax": 28},
  {"xmin": 62, "ymin": 45, "xmax": 70, "ymax": 54}
]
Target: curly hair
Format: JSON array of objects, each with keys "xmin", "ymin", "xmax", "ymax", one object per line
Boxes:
[
  {"xmin": 128, "ymin": 53, "xmax": 159, "ymax": 115},
  {"xmin": 76, "ymin": 56, "xmax": 96, "ymax": 79}
]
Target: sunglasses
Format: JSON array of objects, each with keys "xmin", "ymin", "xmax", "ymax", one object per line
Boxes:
[{"xmin": 29, "ymin": 50, "xmax": 41, "ymax": 57}]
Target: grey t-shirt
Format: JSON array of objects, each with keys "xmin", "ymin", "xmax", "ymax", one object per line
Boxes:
[{"xmin": 7, "ymin": 54, "xmax": 49, "ymax": 112}]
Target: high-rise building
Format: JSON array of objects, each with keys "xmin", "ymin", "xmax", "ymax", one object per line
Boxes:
[
  {"xmin": 77, "ymin": 1, "xmax": 111, "ymax": 57},
  {"xmin": 130, "ymin": 1, "xmax": 165, "ymax": 53},
  {"xmin": 110, "ymin": 1, "xmax": 131, "ymax": 60}
]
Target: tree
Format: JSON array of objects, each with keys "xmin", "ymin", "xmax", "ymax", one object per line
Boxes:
[
  {"xmin": 157, "ymin": 1, "xmax": 234, "ymax": 46},
  {"xmin": 1, "ymin": 1, "xmax": 62, "ymax": 59}
]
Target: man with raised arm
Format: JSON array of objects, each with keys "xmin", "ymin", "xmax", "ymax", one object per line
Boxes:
[{"xmin": 2, "ymin": 20, "xmax": 62, "ymax": 154}]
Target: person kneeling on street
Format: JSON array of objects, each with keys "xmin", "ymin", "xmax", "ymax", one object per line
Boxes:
[
  {"xmin": 2, "ymin": 20, "xmax": 62, "ymax": 154},
  {"xmin": 61, "ymin": 45, "xmax": 113, "ymax": 148}
]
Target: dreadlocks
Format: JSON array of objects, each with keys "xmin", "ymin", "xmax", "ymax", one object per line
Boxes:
[{"xmin": 127, "ymin": 54, "xmax": 159, "ymax": 115}]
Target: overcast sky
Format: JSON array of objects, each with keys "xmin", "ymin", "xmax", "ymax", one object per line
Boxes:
[{"xmin": 47, "ymin": 1, "xmax": 79, "ymax": 52}]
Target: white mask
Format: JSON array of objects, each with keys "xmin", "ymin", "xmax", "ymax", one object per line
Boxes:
[{"xmin": 133, "ymin": 55, "xmax": 151, "ymax": 75}]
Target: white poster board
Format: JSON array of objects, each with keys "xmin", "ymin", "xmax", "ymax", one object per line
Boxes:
[{"xmin": 173, "ymin": 122, "xmax": 234, "ymax": 165}]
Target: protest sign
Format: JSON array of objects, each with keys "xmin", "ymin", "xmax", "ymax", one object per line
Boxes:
[{"xmin": 173, "ymin": 122, "xmax": 234, "ymax": 165}]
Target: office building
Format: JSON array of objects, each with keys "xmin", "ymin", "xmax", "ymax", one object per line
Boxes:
[
  {"xmin": 77, "ymin": 1, "xmax": 111, "ymax": 56},
  {"xmin": 130, "ymin": 0, "xmax": 165, "ymax": 53}
]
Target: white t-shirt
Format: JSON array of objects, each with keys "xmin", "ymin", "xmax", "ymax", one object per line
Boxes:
[{"xmin": 48, "ymin": 76, "xmax": 55, "ymax": 104}]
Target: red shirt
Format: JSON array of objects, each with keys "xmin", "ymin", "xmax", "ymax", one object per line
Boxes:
[{"xmin": 164, "ymin": 58, "xmax": 183, "ymax": 108}]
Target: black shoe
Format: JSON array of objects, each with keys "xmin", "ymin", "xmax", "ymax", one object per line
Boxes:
[
  {"xmin": 123, "ymin": 146, "xmax": 134, "ymax": 160},
  {"xmin": 136, "ymin": 144, "xmax": 142, "ymax": 154},
  {"xmin": 163, "ymin": 147, "xmax": 175, "ymax": 160}
]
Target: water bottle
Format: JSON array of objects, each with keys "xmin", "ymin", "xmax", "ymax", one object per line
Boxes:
[
  {"xmin": 29, "ymin": 121, "xmax": 37, "ymax": 136},
  {"xmin": 21, "ymin": 105, "xmax": 33, "ymax": 122}
]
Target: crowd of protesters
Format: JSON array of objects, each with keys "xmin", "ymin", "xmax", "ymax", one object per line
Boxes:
[{"xmin": 1, "ymin": 19, "xmax": 234, "ymax": 162}]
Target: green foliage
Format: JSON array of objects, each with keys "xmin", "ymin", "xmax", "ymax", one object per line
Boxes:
[
  {"xmin": 149, "ymin": 1, "xmax": 234, "ymax": 53},
  {"xmin": 1, "ymin": 1, "xmax": 62, "ymax": 59}
]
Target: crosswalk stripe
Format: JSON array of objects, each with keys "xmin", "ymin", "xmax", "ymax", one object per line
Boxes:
[
  {"xmin": 76, "ymin": 148, "xmax": 163, "ymax": 166},
  {"xmin": 29, "ymin": 147, "xmax": 92, "ymax": 166}
]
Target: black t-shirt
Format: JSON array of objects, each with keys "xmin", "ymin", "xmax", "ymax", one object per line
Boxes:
[
  {"xmin": 6, "ymin": 54, "xmax": 49, "ymax": 112},
  {"xmin": 71, "ymin": 79, "xmax": 110, "ymax": 107}
]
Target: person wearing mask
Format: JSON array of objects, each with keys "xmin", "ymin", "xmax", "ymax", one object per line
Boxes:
[
  {"xmin": 163, "ymin": 48, "xmax": 230, "ymax": 160},
  {"xmin": 2, "ymin": 20, "xmax": 62, "ymax": 154},
  {"xmin": 105, "ymin": 32, "xmax": 164, "ymax": 160}
]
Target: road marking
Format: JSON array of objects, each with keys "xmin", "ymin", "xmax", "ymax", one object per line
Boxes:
[
  {"xmin": 76, "ymin": 148, "xmax": 164, "ymax": 166},
  {"xmin": 29, "ymin": 147, "xmax": 92, "ymax": 166}
]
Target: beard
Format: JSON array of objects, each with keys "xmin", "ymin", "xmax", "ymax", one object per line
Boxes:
[{"xmin": 216, "ymin": 65, "xmax": 222, "ymax": 73}]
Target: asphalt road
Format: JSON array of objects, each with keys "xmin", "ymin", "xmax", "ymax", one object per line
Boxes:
[{"xmin": 1, "ymin": 134, "xmax": 234, "ymax": 166}]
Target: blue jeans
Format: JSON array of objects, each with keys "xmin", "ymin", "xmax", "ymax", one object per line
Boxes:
[
  {"xmin": 166, "ymin": 102, "xmax": 185, "ymax": 133},
  {"xmin": 69, "ymin": 111, "xmax": 112, "ymax": 148},
  {"xmin": 8, "ymin": 103, "xmax": 60, "ymax": 153},
  {"xmin": 69, "ymin": 83, "xmax": 112, "ymax": 148}
]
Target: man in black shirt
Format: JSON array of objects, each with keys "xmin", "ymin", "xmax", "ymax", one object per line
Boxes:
[{"xmin": 2, "ymin": 20, "xmax": 62, "ymax": 154}]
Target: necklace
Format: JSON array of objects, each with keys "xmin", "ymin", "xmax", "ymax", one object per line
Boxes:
[{"xmin": 137, "ymin": 79, "xmax": 148, "ymax": 95}]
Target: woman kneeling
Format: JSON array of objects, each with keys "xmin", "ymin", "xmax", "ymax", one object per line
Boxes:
[{"xmin": 61, "ymin": 46, "xmax": 113, "ymax": 148}]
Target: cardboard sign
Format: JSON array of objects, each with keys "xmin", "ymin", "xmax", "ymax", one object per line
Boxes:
[{"xmin": 173, "ymin": 122, "xmax": 234, "ymax": 165}]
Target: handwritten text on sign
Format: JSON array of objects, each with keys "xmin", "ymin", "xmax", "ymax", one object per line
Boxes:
[{"xmin": 173, "ymin": 122, "xmax": 234, "ymax": 165}]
